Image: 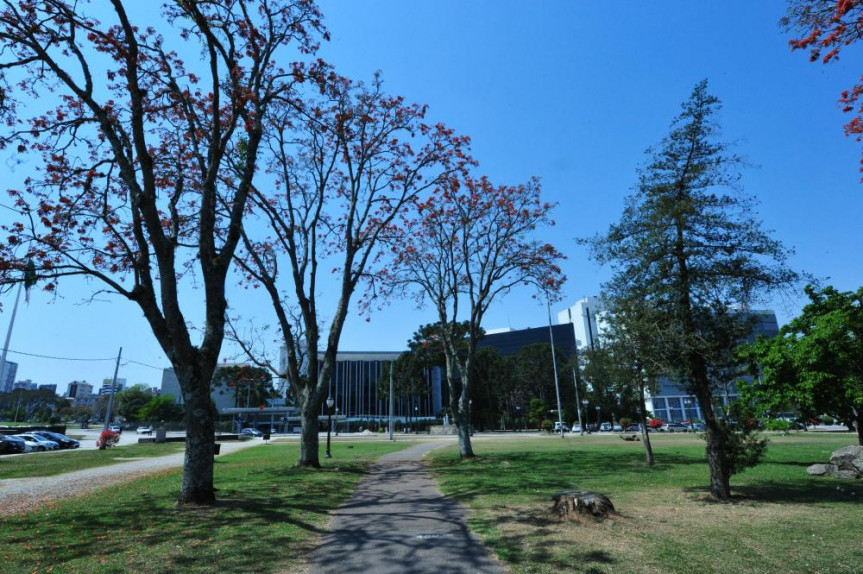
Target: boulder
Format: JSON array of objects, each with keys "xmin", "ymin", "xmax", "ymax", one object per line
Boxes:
[
  {"xmin": 829, "ymin": 445, "xmax": 863, "ymax": 473},
  {"xmin": 807, "ymin": 463, "xmax": 834, "ymax": 476},
  {"xmin": 831, "ymin": 468, "xmax": 860, "ymax": 480}
]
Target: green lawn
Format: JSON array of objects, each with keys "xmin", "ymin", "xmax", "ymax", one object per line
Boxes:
[
  {"xmin": 0, "ymin": 442, "xmax": 187, "ymax": 479},
  {"xmin": 0, "ymin": 440, "xmax": 413, "ymax": 573},
  {"xmin": 427, "ymin": 432, "xmax": 863, "ymax": 574}
]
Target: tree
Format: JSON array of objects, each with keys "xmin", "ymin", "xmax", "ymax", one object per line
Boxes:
[
  {"xmin": 117, "ymin": 384, "xmax": 154, "ymax": 421},
  {"xmin": 393, "ymin": 176, "xmax": 565, "ymax": 458},
  {"xmin": 230, "ymin": 73, "xmax": 472, "ymax": 467},
  {"xmin": 0, "ymin": 0, "xmax": 325, "ymax": 504},
  {"xmin": 740, "ymin": 285, "xmax": 863, "ymax": 445},
  {"xmin": 138, "ymin": 395, "xmax": 185, "ymax": 423},
  {"xmin": 782, "ymin": 0, "xmax": 863, "ymax": 176},
  {"xmin": 586, "ymin": 81, "xmax": 798, "ymax": 499},
  {"xmin": 212, "ymin": 365, "xmax": 274, "ymax": 408}
]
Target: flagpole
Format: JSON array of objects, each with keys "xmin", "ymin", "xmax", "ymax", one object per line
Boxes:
[{"xmin": 0, "ymin": 283, "xmax": 23, "ymax": 393}]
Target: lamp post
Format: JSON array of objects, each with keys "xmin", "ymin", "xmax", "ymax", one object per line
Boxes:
[
  {"xmin": 581, "ymin": 399, "xmax": 588, "ymax": 434},
  {"xmin": 414, "ymin": 405, "xmax": 419, "ymax": 433},
  {"xmin": 595, "ymin": 405, "xmax": 601, "ymax": 431},
  {"xmin": 469, "ymin": 399, "xmax": 473, "ymax": 435},
  {"xmin": 325, "ymin": 395, "xmax": 335, "ymax": 458}
]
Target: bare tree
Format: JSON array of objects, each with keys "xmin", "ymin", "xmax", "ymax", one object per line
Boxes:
[
  {"xmin": 0, "ymin": 0, "xmax": 325, "ymax": 504},
  {"xmin": 231, "ymin": 73, "xmax": 472, "ymax": 467},
  {"xmin": 392, "ymin": 176, "xmax": 565, "ymax": 458}
]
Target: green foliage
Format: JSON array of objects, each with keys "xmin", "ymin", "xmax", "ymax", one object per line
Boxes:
[
  {"xmin": 541, "ymin": 419, "xmax": 554, "ymax": 433},
  {"xmin": 137, "ymin": 395, "xmax": 184, "ymax": 423},
  {"xmin": 763, "ymin": 418, "xmax": 793, "ymax": 431},
  {"xmin": 740, "ymin": 285, "xmax": 863, "ymax": 444},
  {"xmin": 528, "ymin": 398, "xmax": 545, "ymax": 429},
  {"xmin": 116, "ymin": 384, "xmax": 154, "ymax": 421},
  {"xmin": 717, "ymin": 424, "xmax": 769, "ymax": 477}
]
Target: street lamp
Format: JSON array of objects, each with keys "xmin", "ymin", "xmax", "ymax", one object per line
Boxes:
[
  {"xmin": 595, "ymin": 405, "xmax": 601, "ymax": 431},
  {"xmin": 684, "ymin": 397, "xmax": 694, "ymax": 431},
  {"xmin": 325, "ymin": 395, "xmax": 335, "ymax": 459},
  {"xmin": 469, "ymin": 399, "xmax": 473, "ymax": 435},
  {"xmin": 414, "ymin": 405, "xmax": 419, "ymax": 433}
]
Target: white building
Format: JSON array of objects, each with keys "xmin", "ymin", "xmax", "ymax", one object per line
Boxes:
[{"xmin": 557, "ymin": 296, "xmax": 606, "ymax": 350}]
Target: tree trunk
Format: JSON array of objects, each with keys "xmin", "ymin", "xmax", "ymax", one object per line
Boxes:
[
  {"xmin": 697, "ymin": 385, "xmax": 731, "ymax": 499},
  {"xmin": 298, "ymin": 392, "xmax": 321, "ymax": 468},
  {"xmin": 457, "ymin": 405, "xmax": 474, "ymax": 459},
  {"xmin": 854, "ymin": 409, "xmax": 863, "ymax": 446},
  {"xmin": 704, "ymin": 423, "xmax": 731, "ymax": 499},
  {"xmin": 178, "ymin": 374, "xmax": 216, "ymax": 505},
  {"xmin": 638, "ymin": 390, "xmax": 654, "ymax": 466}
]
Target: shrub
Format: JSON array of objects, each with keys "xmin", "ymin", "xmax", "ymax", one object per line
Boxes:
[
  {"xmin": 96, "ymin": 430, "xmax": 120, "ymax": 449},
  {"xmin": 541, "ymin": 419, "xmax": 554, "ymax": 433},
  {"xmin": 619, "ymin": 417, "xmax": 632, "ymax": 429}
]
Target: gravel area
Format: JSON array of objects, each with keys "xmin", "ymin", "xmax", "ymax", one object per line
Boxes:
[{"xmin": 0, "ymin": 438, "xmax": 262, "ymax": 516}]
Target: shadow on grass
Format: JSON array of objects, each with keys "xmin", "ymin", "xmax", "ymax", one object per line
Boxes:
[
  {"xmin": 430, "ymin": 449, "xmax": 706, "ymax": 503},
  {"xmin": 1, "ymin": 460, "xmax": 372, "ymax": 573},
  {"xmin": 727, "ymin": 479, "xmax": 862, "ymax": 504}
]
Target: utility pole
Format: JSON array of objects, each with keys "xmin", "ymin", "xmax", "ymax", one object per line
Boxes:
[
  {"xmin": 547, "ymin": 299, "xmax": 565, "ymax": 438},
  {"xmin": 568, "ymin": 308, "xmax": 585, "ymax": 435},
  {"xmin": 103, "ymin": 347, "xmax": 123, "ymax": 430}
]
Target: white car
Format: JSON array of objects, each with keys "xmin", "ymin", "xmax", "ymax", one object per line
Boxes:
[
  {"xmin": 136, "ymin": 426, "xmax": 153, "ymax": 435},
  {"xmin": 552, "ymin": 422, "xmax": 570, "ymax": 432},
  {"xmin": 14, "ymin": 433, "xmax": 59, "ymax": 451}
]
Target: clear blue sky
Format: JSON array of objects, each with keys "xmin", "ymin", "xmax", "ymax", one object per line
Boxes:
[{"xmin": 1, "ymin": 1, "xmax": 861, "ymax": 394}]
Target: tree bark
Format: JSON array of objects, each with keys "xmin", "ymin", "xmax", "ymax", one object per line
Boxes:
[
  {"xmin": 854, "ymin": 409, "xmax": 863, "ymax": 446},
  {"xmin": 177, "ymin": 370, "xmax": 216, "ymax": 505},
  {"xmin": 298, "ymin": 387, "xmax": 321, "ymax": 468},
  {"xmin": 638, "ymin": 385, "xmax": 654, "ymax": 466}
]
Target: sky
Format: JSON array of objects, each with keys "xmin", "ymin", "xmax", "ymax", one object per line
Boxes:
[{"xmin": 1, "ymin": 1, "xmax": 861, "ymax": 395}]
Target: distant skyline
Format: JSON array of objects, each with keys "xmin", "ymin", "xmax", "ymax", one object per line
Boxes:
[{"xmin": 1, "ymin": 1, "xmax": 861, "ymax": 392}]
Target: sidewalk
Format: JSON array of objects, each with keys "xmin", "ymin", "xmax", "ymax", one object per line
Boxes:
[{"xmin": 310, "ymin": 441, "xmax": 504, "ymax": 574}]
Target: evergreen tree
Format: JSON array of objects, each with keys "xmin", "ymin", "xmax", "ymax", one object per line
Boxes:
[{"xmin": 586, "ymin": 80, "xmax": 798, "ymax": 499}]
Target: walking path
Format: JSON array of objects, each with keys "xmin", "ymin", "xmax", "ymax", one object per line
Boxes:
[
  {"xmin": 0, "ymin": 438, "xmax": 261, "ymax": 516},
  {"xmin": 310, "ymin": 441, "xmax": 504, "ymax": 574}
]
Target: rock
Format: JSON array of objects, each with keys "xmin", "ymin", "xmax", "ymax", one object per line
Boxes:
[
  {"xmin": 552, "ymin": 489, "xmax": 616, "ymax": 520},
  {"xmin": 829, "ymin": 446, "xmax": 863, "ymax": 473},
  {"xmin": 807, "ymin": 463, "xmax": 834, "ymax": 476},
  {"xmin": 831, "ymin": 468, "xmax": 860, "ymax": 480}
]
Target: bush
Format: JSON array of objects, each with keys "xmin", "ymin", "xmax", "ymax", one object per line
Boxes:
[
  {"xmin": 619, "ymin": 417, "xmax": 632, "ymax": 429},
  {"xmin": 763, "ymin": 418, "xmax": 793, "ymax": 431},
  {"xmin": 96, "ymin": 430, "xmax": 120, "ymax": 449},
  {"xmin": 541, "ymin": 419, "xmax": 554, "ymax": 433}
]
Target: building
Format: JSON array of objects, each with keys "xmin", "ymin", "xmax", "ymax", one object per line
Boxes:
[
  {"xmin": 98, "ymin": 378, "xmax": 126, "ymax": 395},
  {"xmin": 66, "ymin": 381, "xmax": 94, "ymax": 399},
  {"xmin": 644, "ymin": 310, "xmax": 779, "ymax": 422},
  {"xmin": 1, "ymin": 360, "xmax": 18, "ymax": 393},
  {"xmin": 557, "ymin": 296, "xmax": 606, "ymax": 350},
  {"xmin": 38, "ymin": 384, "xmax": 57, "ymax": 394},
  {"xmin": 12, "ymin": 379, "xmax": 36, "ymax": 391}
]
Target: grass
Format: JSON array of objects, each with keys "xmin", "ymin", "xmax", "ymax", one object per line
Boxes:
[
  {"xmin": 0, "ymin": 440, "xmax": 413, "ymax": 573},
  {"xmin": 426, "ymin": 432, "xmax": 863, "ymax": 574},
  {"xmin": 0, "ymin": 443, "xmax": 187, "ymax": 479}
]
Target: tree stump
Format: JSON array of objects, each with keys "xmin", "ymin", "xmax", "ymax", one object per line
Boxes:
[
  {"xmin": 552, "ymin": 489, "xmax": 616, "ymax": 520},
  {"xmin": 619, "ymin": 433, "xmax": 640, "ymax": 441}
]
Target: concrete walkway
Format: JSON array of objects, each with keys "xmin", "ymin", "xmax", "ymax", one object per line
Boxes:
[{"xmin": 310, "ymin": 442, "xmax": 504, "ymax": 574}]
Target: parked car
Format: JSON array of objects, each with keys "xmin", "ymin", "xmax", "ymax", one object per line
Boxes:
[
  {"xmin": 599, "ymin": 422, "xmax": 612, "ymax": 432},
  {"xmin": 659, "ymin": 423, "xmax": 689, "ymax": 433},
  {"xmin": 553, "ymin": 422, "xmax": 570, "ymax": 433},
  {"xmin": 626, "ymin": 423, "xmax": 643, "ymax": 432},
  {"xmin": 612, "ymin": 423, "xmax": 623, "ymax": 432},
  {"xmin": 571, "ymin": 424, "xmax": 582, "ymax": 433},
  {"xmin": 136, "ymin": 426, "xmax": 153, "ymax": 435},
  {"xmin": 0, "ymin": 434, "xmax": 26, "ymax": 455},
  {"xmin": 2, "ymin": 434, "xmax": 29, "ymax": 453},
  {"xmin": 240, "ymin": 428, "xmax": 263, "ymax": 437},
  {"xmin": 33, "ymin": 431, "xmax": 80, "ymax": 449},
  {"xmin": 14, "ymin": 434, "xmax": 56, "ymax": 452},
  {"xmin": 109, "ymin": 424, "xmax": 123, "ymax": 434}
]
